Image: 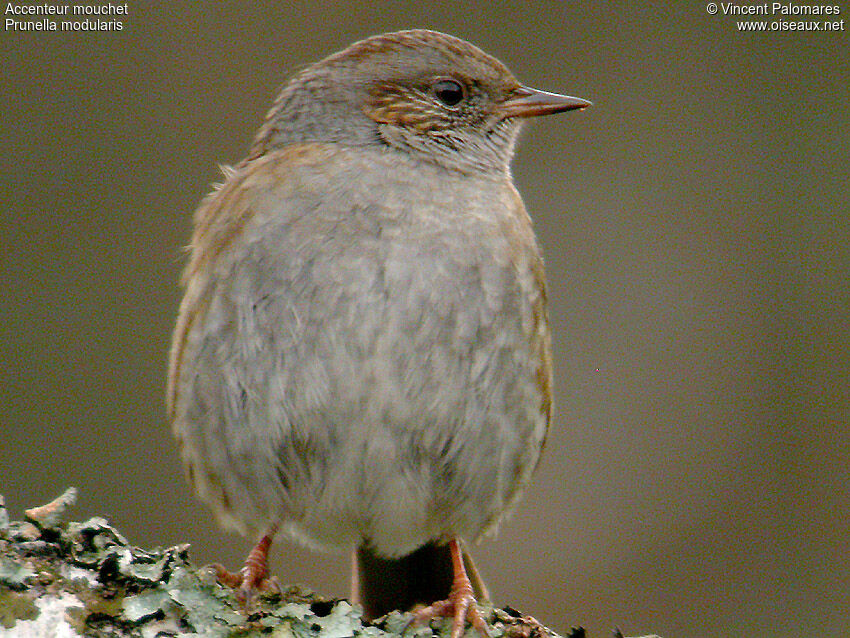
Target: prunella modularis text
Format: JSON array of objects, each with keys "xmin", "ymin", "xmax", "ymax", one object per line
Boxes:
[{"xmin": 168, "ymin": 29, "xmax": 589, "ymax": 638}]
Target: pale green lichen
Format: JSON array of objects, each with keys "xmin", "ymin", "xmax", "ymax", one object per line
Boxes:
[
  {"xmin": 122, "ymin": 587, "xmax": 174, "ymax": 622},
  {"xmin": 0, "ymin": 557, "xmax": 35, "ymax": 590},
  {"xmin": 23, "ymin": 487, "xmax": 77, "ymax": 530},
  {"xmin": 0, "ymin": 496, "xmax": 9, "ymax": 535}
]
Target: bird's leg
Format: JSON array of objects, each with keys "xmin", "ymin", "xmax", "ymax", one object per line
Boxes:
[
  {"xmin": 415, "ymin": 538, "xmax": 491, "ymax": 638},
  {"xmin": 211, "ymin": 524, "xmax": 280, "ymax": 604}
]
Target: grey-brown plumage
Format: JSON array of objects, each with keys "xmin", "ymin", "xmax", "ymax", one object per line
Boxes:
[{"xmin": 167, "ymin": 29, "xmax": 588, "ymax": 638}]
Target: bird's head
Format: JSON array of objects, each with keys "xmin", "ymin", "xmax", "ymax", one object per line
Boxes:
[{"xmin": 252, "ymin": 30, "xmax": 590, "ymax": 174}]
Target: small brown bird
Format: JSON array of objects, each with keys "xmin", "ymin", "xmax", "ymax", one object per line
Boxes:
[{"xmin": 167, "ymin": 29, "xmax": 588, "ymax": 638}]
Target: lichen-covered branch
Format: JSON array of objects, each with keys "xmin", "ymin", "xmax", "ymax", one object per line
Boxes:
[{"xmin": 0, "ymin": 490, "xmax": 657, "ymax": 638}]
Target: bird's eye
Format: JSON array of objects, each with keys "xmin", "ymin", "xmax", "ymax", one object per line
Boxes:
[{"xmin": 432, "ymin": 79, "xmax": 465, "ymax": 107}]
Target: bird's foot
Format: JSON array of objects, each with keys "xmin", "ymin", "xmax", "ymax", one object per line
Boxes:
[
  {"xmin": 210, "ymin": 562, "xmax": 281, "ymax": 604},
  {"xmin": 415, "ymin": 593, "xmax": 490, "ymax": 638},
  {"xmin": 413, "ymin": 539, "xmax": 491, "ymax": 638},
  {"xmin": 210, "ymin": 527, "xmax": 279, "ymax": 605}
]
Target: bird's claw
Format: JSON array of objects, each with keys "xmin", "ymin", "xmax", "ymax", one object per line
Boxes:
[
  {"xmin": 209, "ymin": 561, "xmax": 280, "ymax": 606},
  {"xmin": 414, "ymin": 589, "xmax": 491, "ymax": 638}
]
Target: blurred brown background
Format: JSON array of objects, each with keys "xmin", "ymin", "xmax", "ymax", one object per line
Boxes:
[{"xmin": 1, "ymin": 2, "xmax": 847, "ymax": 637}]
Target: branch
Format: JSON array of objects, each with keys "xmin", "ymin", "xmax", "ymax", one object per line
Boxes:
[{"xmin": 0, "ymin": 489, "xmax": 658, "ymax": 638}]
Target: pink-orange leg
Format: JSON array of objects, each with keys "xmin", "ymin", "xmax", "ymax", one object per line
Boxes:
[
  {"xmin": 415, "ymin": 539, "xmax": 490, "ymax": 638},
  {"xmin": 211, "ymin": 525, "xmax": 280, "ymax": 604}
]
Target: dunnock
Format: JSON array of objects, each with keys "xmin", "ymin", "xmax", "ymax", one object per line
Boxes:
[{"xmin": 167, "ymin": 29, "xmax": 588, "ymax": 638}]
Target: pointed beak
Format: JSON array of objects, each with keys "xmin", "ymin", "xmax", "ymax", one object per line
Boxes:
[{"xmin": 499, "ymin": 86, "xmax": 592, "ymax": 118}]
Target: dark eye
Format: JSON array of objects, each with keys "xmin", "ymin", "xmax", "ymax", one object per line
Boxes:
[{"xmin": 432, "ymin": 79, "xmax": 465, "ymax": 107}]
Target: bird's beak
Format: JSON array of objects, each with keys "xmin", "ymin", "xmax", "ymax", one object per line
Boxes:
[{"xmin": 499, "ymin": 86, "xmax": 592, "ymax": 118}]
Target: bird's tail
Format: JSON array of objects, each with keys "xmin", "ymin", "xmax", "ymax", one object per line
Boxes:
[{"xmin": 352, "ymin": 540, "xmax": 489, "ymax": 620}]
